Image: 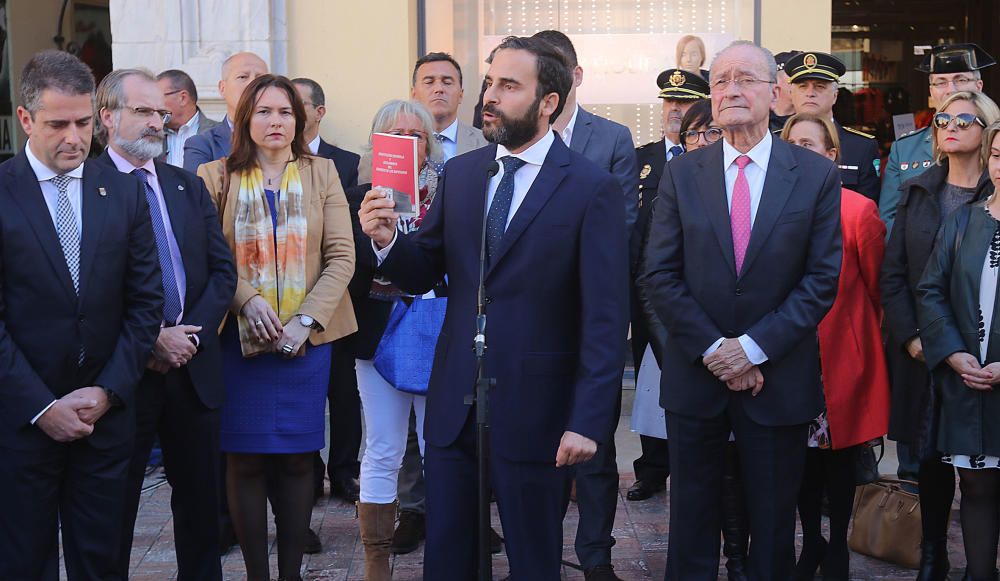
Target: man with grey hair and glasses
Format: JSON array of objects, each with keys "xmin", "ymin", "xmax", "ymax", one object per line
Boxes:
[
  {"xmin": 156, "ymin": 68, "xmax": 220, "ymax": 168},
  {"xmin": 0, "ymin": 50, "xmax": 163, "ymax": 580},
  {"xmin": 92, "ymin": 68, "xmax": 236, "ymax": 581},
  {"xmin": 641, "ymin": 40, "xmax": 842, "ymax": 579}
]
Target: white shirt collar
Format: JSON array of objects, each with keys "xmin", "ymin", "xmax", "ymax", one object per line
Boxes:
[
  {"xmin": 437, "ymin": 118, "xmax": 459, "ymax": 143},
  {"xmin": 106, "ymin": 146, "xmax": 157, "ymax": 179},
  {"xmin": 24, "ymin": 140, "xmax": 84, "ymax": 181},
  {"xmin": 180, "ymin": 110, "xmax": 200, "ymax": 132},
  {"xmin": 722, "ymin": 130, "xmax": 772, "ymax": 172},
  {"xmin": 560, "ymin": 105, "xmax": 580, "ymax": 145},
  {"xmin": 308, "ymin": 135, "xmax": 321, "ymax": 155},
  {"xmin": 495, "ymin": 129, "xmax": 555, "ymax": 167}
]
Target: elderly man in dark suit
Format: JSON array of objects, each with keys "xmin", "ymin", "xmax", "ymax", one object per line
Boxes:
[
  {"xmin": 0, "ymin": 50, "xmax": 163, "ymax": 580},
  {"xmin": 156, "ymin": 69, "xmax": 220, "ymax": 167},
  {"xmin": 532, "ymin": 29, "xmax": 638, "ymax": 581},
  {"xmin": 359, "ymin": 35, "xmax": 628, "ymax": 580},
  {"xmin": 641, "ymin": 41, "xmax": 842, "ymax": 580},
  {"xmin": 182, "ymin": 52, "xmax": 268, "ymax": 173},
  {"xmin": 93, "ymin": 68, "xmax": 237, "ymax": 581}
]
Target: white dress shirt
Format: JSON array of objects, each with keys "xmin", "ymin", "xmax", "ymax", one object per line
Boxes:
[
  {"xmin": 308, "ymin": 134, "xmax": 321, "ymax": 156},
  {"xmin": 435, "ymin": 118, "xmax": 459, "ymax": 162},
  {"xmin": 25, "ymin": 141, "xmax": 85, "ymax": 424},
  {"xmin": 165, "ymin": 111, "xmax": 202, "ymax": 167},
  {"xmin": 703, "ymin": 131, "xmax": 774, "ymax": 365},
  {"xmin": 375, "ymin": 129, "xmax": 557, "ymax": 262},
  {"xmin": 664, "ymin": 136, "xmax": 683, "ymax": 161},
  {"xmin": 559, "ymin": 105, "xmax": 580, "ymax": 148}
]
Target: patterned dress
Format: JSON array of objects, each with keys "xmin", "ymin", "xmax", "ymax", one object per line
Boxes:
[{"xmin": 943, "ymin": 208, "xmax": 1000, "ymax": 470}]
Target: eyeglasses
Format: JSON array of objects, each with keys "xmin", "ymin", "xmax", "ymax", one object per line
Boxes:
[
  {"xmin": 710, "ymin": 77, "xmax": 774, "ymax": 92},
  {"xmin": 387, "ymin": 130, "xmax": 427, "ymax": 142},
  {"xmin": 932, "ymin": 112, "xmax": 986, "ymax": 130},
  {"xmin": 124, "ymin": 106, "xmax": 171, "ymax": 123},
  {"xmin": 682, "ymin": 127, "xmax": 724, "ymax": 145},
  {"xmin": 929, "ymin": 76, "xmax": 978, "ymax": 90}
]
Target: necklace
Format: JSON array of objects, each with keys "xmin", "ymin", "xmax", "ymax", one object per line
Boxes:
[{"xmin": 261, "ymin": 159, "xmax": 292, "ymax": 186}]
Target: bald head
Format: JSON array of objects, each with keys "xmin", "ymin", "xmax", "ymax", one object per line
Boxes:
[{"xmin": 219, "ymin": 52, "xmax": 268, "ymax": 118}]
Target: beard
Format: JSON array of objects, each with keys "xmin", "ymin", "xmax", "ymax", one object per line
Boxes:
[
  {"xmin": 481, "ymin": 95, "xmax": 542, "ymax": 150},
  {"xmin": 114, "ymin": 128, "xmax": 165, "ymax": 162}
]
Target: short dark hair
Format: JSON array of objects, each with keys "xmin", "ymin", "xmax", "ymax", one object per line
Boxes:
[
  {"xmin": 679, "ymin": 100, "xmax": 714, "ymax": 137},
  {"xmin": 20, "ymin": 50, "xmax": 95, "ymax": 116},
  {"xmin": 531, "ymin": 30, "xmax": 578, "ymax": 68},
  {"xmin": 490, "ymin": 36, "xmax": 572, "ymax": 123},
  {"xmin": 156, "ymin": 69, "xmax": 199, "ymax": 102},
  {"xmin": 412, "ymin": 52, "xmax": 463, "ymax": 86},
  {"xmin": 227, "ymin": 75, "xmax": 309, "ymax": 175},
  {"xmin": 291, "ymin": 77, "xmax": 325, "ymax": 107}
]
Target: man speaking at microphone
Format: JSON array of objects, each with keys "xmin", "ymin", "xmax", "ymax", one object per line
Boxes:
[{"xmin": 359, "ymin": 35, "xmax": 628, "ymax": 580}]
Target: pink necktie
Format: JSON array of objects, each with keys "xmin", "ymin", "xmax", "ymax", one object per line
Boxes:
[{"xmin": 731, "ymin": 155, "xmax": 752, "ymax": 274}]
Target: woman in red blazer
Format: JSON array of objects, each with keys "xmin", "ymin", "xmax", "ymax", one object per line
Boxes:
[{"xmin": 781, "ymin": 114, "xmax": 891, "ymax": 580}]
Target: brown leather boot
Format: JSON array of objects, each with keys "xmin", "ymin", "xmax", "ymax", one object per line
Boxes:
[{"xmin": 358, "ymin": 502, "xmax": 396, "ymax": 581}]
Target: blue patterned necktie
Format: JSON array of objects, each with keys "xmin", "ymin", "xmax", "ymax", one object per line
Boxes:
[
  {"xmin": 431, "ymin": 133, "xmax": 448, "ymax": 176},
  {"xmin": 668, "ymin": 144, "xmax": 685, "ymax": 159},
  {"xmin": 50, "ymin": 174, "xmax": 85, "ymax": 364},
  {"xmin": 485, "ymin": 156, "xmax": 527, "ymax": 264},
  {"xmin": 132, "ymin": 168, "xmax": 183, "ymax": 325}
]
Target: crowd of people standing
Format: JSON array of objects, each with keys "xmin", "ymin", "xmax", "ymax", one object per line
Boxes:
[{"xmin": 0, "ymin": 22, "xmax": 999, "ymax": 581}]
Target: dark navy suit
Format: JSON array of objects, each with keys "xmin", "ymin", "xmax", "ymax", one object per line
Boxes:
[
  {"xmin": 183, "ymin": 120, "xmax": 231, "ymax": 174},
  {"xmin": 641, "ymin": 137, "xmax": 842, "ymax": 580},
  {"xmin": 378, "ymin": 135, "xmax": 629, "ymax": 579},
  {"xmin": 94, "ymin": 151, "xmax": 236, "ymax": 581},
  {"xmin": 0, "ymin": 152, "xmax": 163, "ymax": 580}
]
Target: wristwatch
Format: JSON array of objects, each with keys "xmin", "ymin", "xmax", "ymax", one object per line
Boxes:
[{"xmin": 297, "ymin": 314, "xmax": 319, "ymax": 330}]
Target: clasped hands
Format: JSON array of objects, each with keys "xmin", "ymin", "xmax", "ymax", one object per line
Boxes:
[
  {"xmin": 704, "ymin": 338, "xmax": 764, "ymax": 396},
  {"xmin": 146, "ymin": 324, "xmax": 202, "ymax": 374},
  {"xmin": 36, "ymin": 386, "xmax": 111, "ymax": 443},
  {"xmin": 946, "ymin": 352, "xmax": 1000, "ymax": 391},
  {"xmin": 240, "ymin": 296, "xmax": 310, "ymax": 357}
]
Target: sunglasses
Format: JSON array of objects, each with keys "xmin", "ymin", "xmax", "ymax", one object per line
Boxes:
[{"xmin": 933, "ymin": 112, "xmax": 986, "ymax": 130}]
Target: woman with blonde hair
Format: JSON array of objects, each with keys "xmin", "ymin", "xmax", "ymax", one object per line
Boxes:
[
  {"xmin": 675, "ymin": 34, "xmax": 708, "ymax": 79},
  {"xmin": 197, "ymin": 74, "xmax": 357, "ymax": 581},
  {"xmin": 883, "ymin": 91, "xmax": 1000, "ymax": 580},
  {"xmin": 781, "ymin": 113, "xmax": 890, "ymax": 580}
]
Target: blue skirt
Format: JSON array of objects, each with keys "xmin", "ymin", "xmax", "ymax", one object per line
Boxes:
[{"xmin": 219, "ymin": 322, "xmax": 332, "ymax": 454}]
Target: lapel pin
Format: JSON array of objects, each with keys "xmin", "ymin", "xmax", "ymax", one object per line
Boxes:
[
  {"xmin": 98, "ymin": 187, "xmax": 107, "ymax": 197},
  {"xmin": 177, "ymin": 185, "xmax": 185, "ymax": 191}
]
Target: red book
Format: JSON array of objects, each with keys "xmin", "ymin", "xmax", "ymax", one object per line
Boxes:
[{"xmin": 371, "ymin": 132, "xmax": 419, "ymax": 218}]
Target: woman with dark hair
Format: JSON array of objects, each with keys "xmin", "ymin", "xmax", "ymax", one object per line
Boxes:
[
  {"xmin": 781, "ymin": 113, "xmax": 890, "ymax": 580},
  {"xmin": 197, "ymin": 74, "xmax": 357, "ymax": 581},
  {"xmin": 882, "ymin": 91, "xmax": 1000, "ymax": 581},
  {"xmin": 678, "ymin": 99, "xmax": 721, "ymax": 150}
]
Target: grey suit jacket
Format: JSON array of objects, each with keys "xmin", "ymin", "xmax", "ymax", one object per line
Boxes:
[
  {"xmin": 161, "ymin": 109, "xmax": 220, "ymax": 166},
  {"xmin": 455, "ymin": 121, "xmax": 488, "ymax": 155},
  {"xmin": 568, "ymin": 107, "xmax": 639, "ymax": 228}
]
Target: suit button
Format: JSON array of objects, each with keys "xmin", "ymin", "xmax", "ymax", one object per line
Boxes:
[
  {"xmin": 485, "ymin": 296, "xmax": 493, "ymax": 304},
  {"xmin": 735, "ymin": 287, "xmax": 743, "ymax": 296},
  {"xmin": 78, "ymin": 315, "xmax": 85, "ymax": 322}
]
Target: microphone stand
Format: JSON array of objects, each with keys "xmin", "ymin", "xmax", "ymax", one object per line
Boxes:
[{"xmin": 469, "ymin": 161, "xmax": 499, "ymax": 581}]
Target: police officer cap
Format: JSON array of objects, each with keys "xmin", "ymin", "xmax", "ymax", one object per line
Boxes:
[
  {"xmin": 656, "ymin": 68, "xmax": 710, "ymax": 100},
  {"xmin": 916, "ymin": 43, "xmax": 996, "ymax": 74},
  {"xmin": 774, "ymin": 51, "xmax": 801, "ymax": 72},
  {"xmin": 785, "ymin": 52, "xmax": 846, "ymax": 83}
]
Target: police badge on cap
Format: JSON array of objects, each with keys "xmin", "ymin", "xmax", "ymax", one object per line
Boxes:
[
  {"xmin": 916, "ymin": 43, "xmax": 996, "ymax": 74},
  {"xmin": 656, "ymin": 68, "xmax": 710, "ymax": 100}
]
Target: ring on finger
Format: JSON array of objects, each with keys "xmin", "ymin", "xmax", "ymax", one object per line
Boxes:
[
  {"xmin": 254, "ymin": 319, "xmax": 263, "ymax": 326},
  {"xmin": 282, "ymin": 343, "xmax": 294, "ymax": 354}
]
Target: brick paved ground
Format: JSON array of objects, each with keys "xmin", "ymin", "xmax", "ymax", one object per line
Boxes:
[{"xmin": 123, "ymin": 467, "xmax": 970, "ymax": 580}]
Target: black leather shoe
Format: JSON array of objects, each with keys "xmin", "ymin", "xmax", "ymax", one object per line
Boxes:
[
  {"xmin": 304, "ymin": 527, "xmax": 322, "ymax": 554},
  {"xmin": 626, "ymin": 479, "xmax": 665, "ymax": 501},
  {"xmin": 391, "ymin": 510, "xmax": 426, "ymax": 554},
  {"xmin": 329, "ymin": 476, "xmax": 360, "ymax": 503},
  {"xmin": 584, "ymin": 564, "xmax": 624, "ymax": 581},
  {"xmin": 490, "ymin": 527, "xmax": 503, "ymax": 554},
  {"xmin": 916, "ymin": 540, "xmax": 950, "ymax": 581}
]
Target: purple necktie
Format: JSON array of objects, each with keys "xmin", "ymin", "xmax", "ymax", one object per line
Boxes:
[{"xmin": 731, "ymin": 155, "xmax": 752, "ymax": 274}]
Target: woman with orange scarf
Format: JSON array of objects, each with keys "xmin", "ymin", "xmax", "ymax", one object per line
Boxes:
[{"xmin": 198, "ymin": 74, "xmax": 356, "ymax": 581}]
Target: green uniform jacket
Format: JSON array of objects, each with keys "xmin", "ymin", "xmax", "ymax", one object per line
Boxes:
[{"xmin": 879, "ymin": 126, "xmax": 935, "ymax": 235}]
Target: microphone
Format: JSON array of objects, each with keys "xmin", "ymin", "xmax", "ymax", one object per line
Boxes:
[{"xmin": 475, "ymin": 161, "xmax": 501, "ymax": 355}]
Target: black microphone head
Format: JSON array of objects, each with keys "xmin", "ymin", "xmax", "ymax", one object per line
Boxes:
[{"xmin": 487, "ymin": 161, "xmax": 500, "ymax": 178}]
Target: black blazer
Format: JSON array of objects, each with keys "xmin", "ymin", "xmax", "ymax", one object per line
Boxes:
[
  {"xmin": 0, "ymin": 153, "xmax": 163, "ymax": 449},
  {"xmin": 318, "ymin": 139, "xmax": 360, "ymax": 192},
  {"xmin": 641, "ymin": 137, "xmax": 843, "ymax": 426},
  {"xmin": 880, "ymin": 161, "xmax": 992, "ymax": 443},
  {"xmin": 94, "ymin": 152, "xmax": 237, "ymax": 409}
]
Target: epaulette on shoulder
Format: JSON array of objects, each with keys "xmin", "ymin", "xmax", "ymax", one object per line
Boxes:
[
  {"xmin": 637, "ymin": 141, "xmax": 659, "ymax": 150},
  {"xmin": 843, "ymin": 126, "xmax": 875, "ymax": 140}
]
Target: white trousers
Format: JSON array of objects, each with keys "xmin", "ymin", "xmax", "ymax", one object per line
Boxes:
[{"xmin": 356, "ymin": 358, "xmax": 427, "ymax": 504}]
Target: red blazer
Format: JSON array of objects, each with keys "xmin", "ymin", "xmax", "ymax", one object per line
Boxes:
[{"xmin": 818, "ymin": 188, "xmax": 890, "ymax": 449}]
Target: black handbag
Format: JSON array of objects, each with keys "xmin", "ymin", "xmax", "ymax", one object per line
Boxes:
[{"xmin": 854, "ymin": 437, "xmax": 885, "ymax": 486}]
